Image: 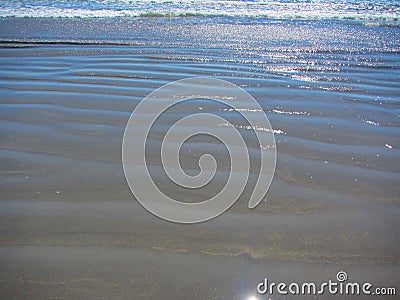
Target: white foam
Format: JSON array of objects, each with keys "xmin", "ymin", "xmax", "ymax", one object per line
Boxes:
[{"xmin": 0, "ymin": 0, "xmax": 399, "ymax": 24}]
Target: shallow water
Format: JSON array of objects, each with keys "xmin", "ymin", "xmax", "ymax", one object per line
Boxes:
[{"xmin": 0, "ymin": 17, "xmax": 399, "ymax": 299}]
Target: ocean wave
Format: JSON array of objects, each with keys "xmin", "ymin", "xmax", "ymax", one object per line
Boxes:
[{"xmin": 0, "ymin": 0, "xmax": 399, "ymax": 25}]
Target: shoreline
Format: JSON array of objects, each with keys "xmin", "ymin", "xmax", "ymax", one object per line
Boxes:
[{"xmin": 0, "ymin": 15, "xmax": 399, "ymax": 299}]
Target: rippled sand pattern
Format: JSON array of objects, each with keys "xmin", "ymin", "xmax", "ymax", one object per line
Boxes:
[{"xmin": 0, "ymin": 18, "xmax": 399, "ymax": 299}]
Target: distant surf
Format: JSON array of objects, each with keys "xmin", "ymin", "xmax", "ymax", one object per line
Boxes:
[{"xmin": 0, "ymin": 0, "xmax": 399, "ymax": 26}]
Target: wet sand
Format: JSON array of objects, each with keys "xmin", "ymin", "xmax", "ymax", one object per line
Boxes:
[{"xmin": 0, "ymin": 17, "xmax": 399, "ymax": 299}]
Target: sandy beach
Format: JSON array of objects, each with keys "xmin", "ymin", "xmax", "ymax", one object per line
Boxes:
[{"xmin": 0, "ymin": 5, "xmax": 399, "ymax": 299}]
